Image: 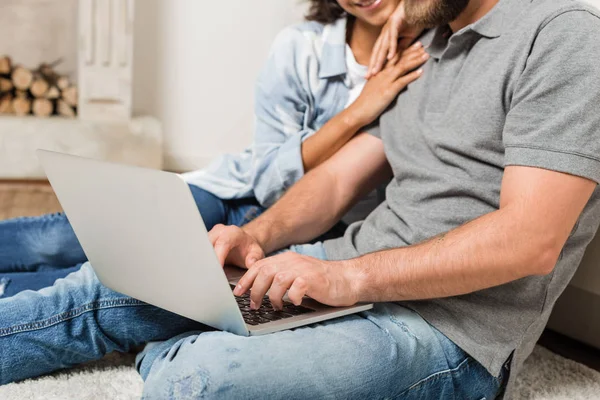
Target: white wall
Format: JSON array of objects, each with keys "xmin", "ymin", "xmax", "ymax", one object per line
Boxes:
[
  {"xmin": 133, "ymin": 0, "xmax": 599, "ymax": 172},
  {"xmin": 0, "ymin": 0, "xmax": 78, "ymax": 78},
  {"xmin": 133, "ymin": 0, "xmax": 306, "ymax": 171},
  {"xmin": 585, "ymin": 0, "xmax": 600, "ymax": 8}
]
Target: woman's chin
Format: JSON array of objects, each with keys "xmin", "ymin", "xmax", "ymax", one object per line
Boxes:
[{"xmin": 352, "ymin": 1, "xmax": 398, "ymax": 27}]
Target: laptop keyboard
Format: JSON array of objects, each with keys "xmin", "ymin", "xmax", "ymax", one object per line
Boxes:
[{"xmin": 232, "ymin": 285, "xmax": 313, "ymax": 326}]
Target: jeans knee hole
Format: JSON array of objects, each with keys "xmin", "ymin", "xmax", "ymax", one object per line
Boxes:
[
  {"xmin": 389, "ymin": 315, "xmax": 418, "ymax": 339},
  {"xmin": 169, "ymin": 370, "xmax": 210, "ymax": 399}
]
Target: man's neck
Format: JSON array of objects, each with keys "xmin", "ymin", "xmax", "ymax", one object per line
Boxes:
[
  {"xmin": 348, "ymin": 17, "xmax": 382, "ymax": 66},
  {"xmin": 449, "ymin": 0, "xmax": 499, "ymax": 32}
]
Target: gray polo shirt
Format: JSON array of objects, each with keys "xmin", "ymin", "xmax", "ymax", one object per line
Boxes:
[{"xmin": 324, "ymin": 0, "xmax": 600, "ymax": 396}]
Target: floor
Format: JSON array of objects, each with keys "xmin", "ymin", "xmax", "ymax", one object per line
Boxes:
[
  {"xmin": 0, "ymin": 180, "xmax": 62, "ymax": 219},
  {"xmin": 2, "ymin": 180, "xmax": 600, "ymax": 375}
]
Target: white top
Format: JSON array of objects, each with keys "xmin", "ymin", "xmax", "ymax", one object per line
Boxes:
[
  {"xmin": 341, "ymin": 45, "xmax": 379, "ymax": 225},
  {"xmin": 344, "ymin": 44, "xmax": 369, "ymax": 109}
]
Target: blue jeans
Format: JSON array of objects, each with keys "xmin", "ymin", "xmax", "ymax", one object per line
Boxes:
[
  {"xmin": 0, "ymin": 184, "xmax": 265, "ymax": 297},
  {"xmin": 0, "ymin": 241, "xmax": 505, "ymax": 398}
]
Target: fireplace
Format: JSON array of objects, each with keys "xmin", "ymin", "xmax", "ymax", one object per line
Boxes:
[{"xmin": 0, "ymin": 0, "xmax": 162, "ymax": 179}]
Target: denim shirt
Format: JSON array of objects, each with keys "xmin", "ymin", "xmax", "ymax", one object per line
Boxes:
[{"xmin": 183, "ymin": 18, "xmax": 354, "ymax": 207}]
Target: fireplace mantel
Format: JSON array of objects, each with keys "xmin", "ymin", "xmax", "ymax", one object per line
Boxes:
[{"xmin": 78, "ymin": 0, "xmax": 134, "ymax": 121}]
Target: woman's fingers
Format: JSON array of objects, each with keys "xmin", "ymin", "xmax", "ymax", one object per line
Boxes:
[
  {"xmin": 385, "ymin": 41, "xmax": 422, "ymax": 70},
  {"xmin": 389, "ymin": 46, "xmax": 428, "ymax": 79},
  {"xmin": 367, "ymin": 35, "xmax": 384, "ymax": 78},
  {"xmin": 392, "ymin": 68, "xmax": 424, "ymax": 92},
  {"xmin": 369, "ymin": 30, "xmax": 390, "ymax": 78},
  {"xmin": 387, "ymin": 19, "xmax": 401, "ymax": 60},
  {"xmin": 384, "ymin": 52, "xmax": 402, "ymax": 69}
]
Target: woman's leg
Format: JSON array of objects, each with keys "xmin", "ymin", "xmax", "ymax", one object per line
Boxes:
[
  {"xmin": 187, "ymin": 184, "xmax": 267, "ymax": 229},
  {"xmin": 0, "ymin": 213, "xmax": 87, "ymax": 273},
  {"xmin": 187, "ymin": 185, "xmax": 228, "ymax": 231},
  {"xmin": 0, "ymin": 263, "xmax": 206, "ymax": 384},
  {"xmin": 224, "ymin": 197, "xmax": 266, "ymax": 227},
  {"xmin": 0, "ymin": 264, "xmax": 82, "ymax": 299}
]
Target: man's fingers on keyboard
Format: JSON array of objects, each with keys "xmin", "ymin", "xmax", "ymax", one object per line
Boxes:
[
  {"xmin": 249, "ymin": 266, "xmax": 277, "ymax": 309},
  {"xmin": 234, "ymin": 263, "xmax": 260, "ymax": 297},
  {"xmin": 288, "ymin": 278, "xmax": 309, "ymax": 306},
  {"xmin": 268, "ymin": 272, "xmax": 295, "ymax": 310}
]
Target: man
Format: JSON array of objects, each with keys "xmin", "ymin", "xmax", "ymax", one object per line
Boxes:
[
  {"xmin": 0, "ymin": 0, "xmax": 599, "ymax": 399},
  {"xmin": 203, "ymin": 0, "xmax": 600, "ymax": 398}
]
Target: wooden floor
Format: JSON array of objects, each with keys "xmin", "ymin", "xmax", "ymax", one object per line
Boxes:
[
  {"xmin": 1, "ymin": 181, "xmax": 600, "ymax": 374},
  {"xmin": 0, "ymin": 180, "xmax": 62, "ymax": 219}
]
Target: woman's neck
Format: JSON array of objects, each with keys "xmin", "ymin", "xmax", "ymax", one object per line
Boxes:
[{"xmin": 347, "ymin": 17, "xmax": 382, "ymax": 66}]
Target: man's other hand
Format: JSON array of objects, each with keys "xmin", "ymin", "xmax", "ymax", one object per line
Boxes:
[
  {"xmin": 209, "ymin": 224, "xmax": 265, "ymax": 269},
  {"xmin": 232, "ymin": 252, "xmax": 360, "ymax": 310}
]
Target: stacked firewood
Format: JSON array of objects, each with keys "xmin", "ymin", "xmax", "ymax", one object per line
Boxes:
[{"xmin": 0, "ymin": 56, "xmax": 77, "ymax": 118}]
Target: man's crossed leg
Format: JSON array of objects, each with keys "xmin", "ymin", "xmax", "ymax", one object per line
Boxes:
[{"xmin": 0, "ymin": 244, "xmax": 502, "ymax": 399}]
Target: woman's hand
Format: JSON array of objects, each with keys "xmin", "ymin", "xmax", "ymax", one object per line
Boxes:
[
  {"xmin": 367, "ymin": 2, "xmax": 423, "ymax": 79},
  {"xmin": 348, "ymin": 42, "xmax": 428, "ymax": 127}
]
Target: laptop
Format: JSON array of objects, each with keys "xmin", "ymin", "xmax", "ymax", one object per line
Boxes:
[{"xmin": 37, "ymin": 150, "xmax": 373, "ymax": 336}]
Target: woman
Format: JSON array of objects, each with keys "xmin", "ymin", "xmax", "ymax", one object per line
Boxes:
[{"xmin": 0, "ymin": 0, "xmax": 427, "ymax": 296}]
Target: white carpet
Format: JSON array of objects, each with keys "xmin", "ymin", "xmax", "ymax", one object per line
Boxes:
[{"xmin": 0, "ymin": 346, "xmax": 599, "ymax": 399}]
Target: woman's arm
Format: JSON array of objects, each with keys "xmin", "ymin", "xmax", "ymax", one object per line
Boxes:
[
  {"xmin": 302, "ymin": 42, "xmax": 427, "ymax": 170},
  {"xmin": 251, "ymin": 28, "xmax": 427, "ymax": 207}
]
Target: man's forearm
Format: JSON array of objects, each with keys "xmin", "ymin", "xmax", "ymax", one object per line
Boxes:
[
  {"xmin": 348, "ymin": 206, "xmax": 563, "ymax": 303},
  {"xmin": 244, "ymin": 134, "xmax": 390, "ymax": 255},
  {"xmin": 244, "ymin": 167, "xmax": 346, "ymax": 254}
]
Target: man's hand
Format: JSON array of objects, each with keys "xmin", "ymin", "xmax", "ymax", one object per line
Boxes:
[
  {"xmin": 209, "ymin": 224, "xmax": 265, "ymax": 269},
  {"xmin": 232, "ymin": 252, "xmax": 360, "ymax": 310},
  {"xmin": 367, "ymin": 2, "xmax": 423, "ymax": 79}
]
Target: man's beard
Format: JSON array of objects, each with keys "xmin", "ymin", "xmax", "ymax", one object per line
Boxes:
[{"xmin": 403, "ymin": 0, "xmax": 470, "ymax": 28}]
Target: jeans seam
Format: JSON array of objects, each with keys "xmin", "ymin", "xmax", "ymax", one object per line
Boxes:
[
  {"xmin": 397, "ymin": 356, "xmax": 471, "ymax": 397},
  {"xmin": 0, "ymin": 298, "xmax": 148, "ymax": 337}
]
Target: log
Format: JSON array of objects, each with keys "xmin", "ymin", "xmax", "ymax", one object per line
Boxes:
[
  {"xmin": 57, "ymin": 99, "xmax": 76, "ymax": 118},
  {"xmin": 37, "ymin": 60, "xmax": 62, "ymax": 86},
  {"xmin": 0, "ymin": 77, "xmax": 13, "ymax": 93},
  {"xmin": 61, "ymin": 86, "xmax": 78, "ymax": 107},
  {"xmin": 57, "ymin": 76, "xmax": 70, "ymax": 90},
  {"xmin": 30, "ymin": 78, "xmax": 49, "ymax": 97},
  {"xmin": 38, "ymin": 64, "xmax": 58, "ymax": 84},
  {"xmin": 46, "ymin": 86, "xmax": 60, "ymax": 99},
  {"xmin": 12, "ymin": 66, "xmax": 34, "ymax": 90},
  {"xmin": 15, "ymin": 90, "xmax": 29, "ymax": 99},
  {"xmin": 0, "ymin": 94, "xmax": 13, "ymax": 114},
  {"xmin": 32, "ymin": 98, "xmax": 53, "ymax": 117},
  {"xmin": 0, "ymin": 56, "xmax": 11, "ymax": 75},
  {"xmin": 13, "ymin": 97, "xmax": 32, "ymax": 116}
]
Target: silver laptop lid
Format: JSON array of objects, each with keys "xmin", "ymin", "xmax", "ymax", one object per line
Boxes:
[{"xmin": 37, "ymin": 150, "xmax": 248, "ymax": 336}]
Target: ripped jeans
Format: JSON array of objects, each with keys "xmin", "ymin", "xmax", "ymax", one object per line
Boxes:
[
  {"xmin": 0, "ymin": 185, "xmax": 265, "ymax": 297},
  {"xmin": 0, "ymin": 238, "xmax": 505, "ymax": 399}
]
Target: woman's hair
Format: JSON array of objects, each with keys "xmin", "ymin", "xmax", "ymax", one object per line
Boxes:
[{"xmin": 305, "ymin": 0, "xmax": 347, "ymax": 24}]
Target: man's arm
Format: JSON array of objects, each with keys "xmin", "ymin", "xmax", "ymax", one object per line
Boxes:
[
  {"xmin": 349, "ymin": 166, "xmax": 596, "ymax": 302},
  {"xmin": 209, "ymin": 133, "xmax": 391, "ymax": 267},
  {"xmin": 235, "ymin": 166, "xmax": 595, "ymax": 309}
]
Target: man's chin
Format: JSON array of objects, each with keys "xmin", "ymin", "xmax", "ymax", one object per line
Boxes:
[{"xmin": 404, "ymin": 0, "xmax": 470, "ymax": 28}]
